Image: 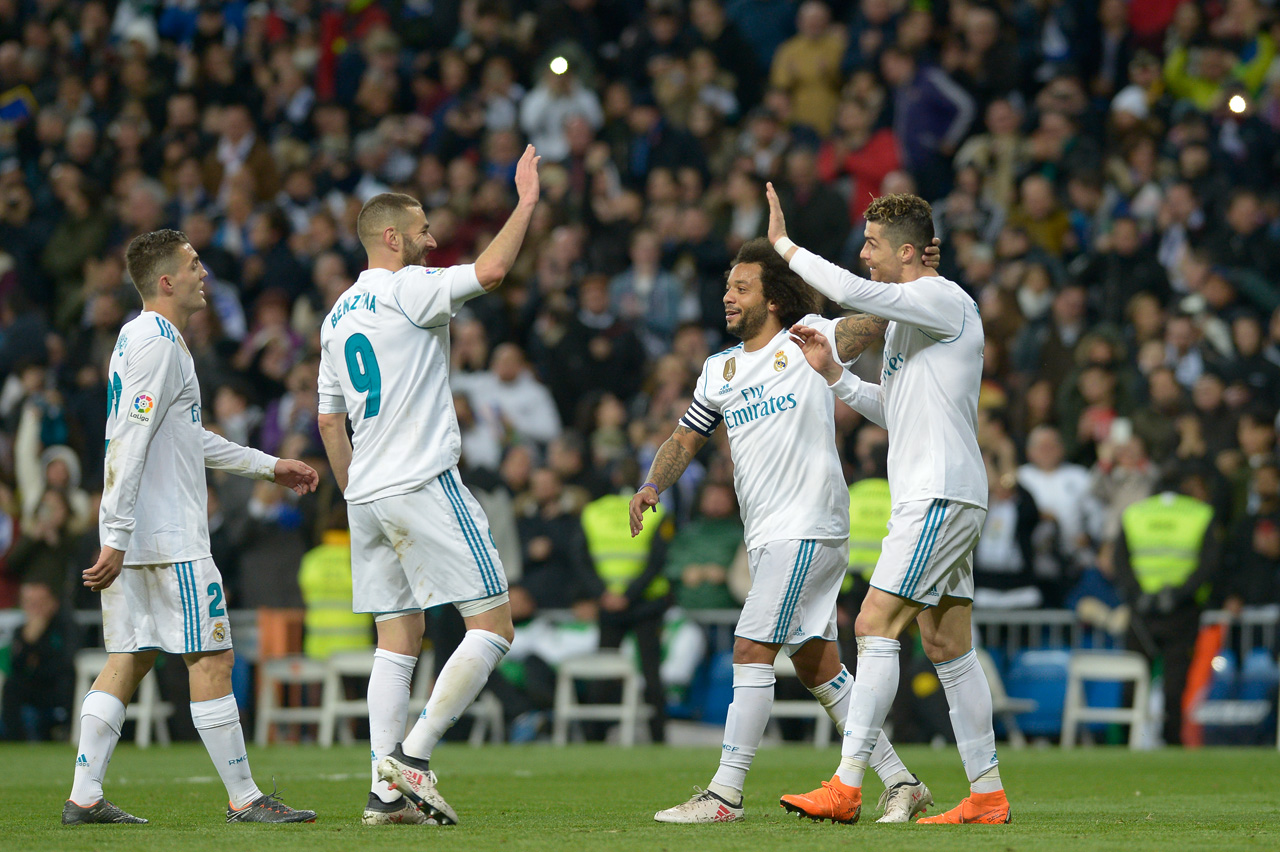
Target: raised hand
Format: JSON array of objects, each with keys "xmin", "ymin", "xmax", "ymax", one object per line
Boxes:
[
  {"xmin": 789, "ymin": 323, "xmax": 843, "ymax": 384},
  {"xmin": 765, "ymin": 181, "xmax": 788, "ymax": 246},
  {"xmin": 515, "ymin": 144, "xmax": 542, "ymax": 206}
]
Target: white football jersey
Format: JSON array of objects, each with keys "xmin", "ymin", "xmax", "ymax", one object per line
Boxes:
[
  {"xmin": 680, "ymin": 316, "xmax": 848, "ymax": 550},
  {"xmin": 318, "ymin": 264, "xmax": 485, "ymax": 504},
  {"xmin": 101, "ymin": 311, "xmax": 278, "ymax": 564},
  {"xmin": 791, "ymin": 249, "xmax": 988, "ymax": 510}
]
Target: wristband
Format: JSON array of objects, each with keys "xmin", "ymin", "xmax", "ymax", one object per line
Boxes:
[
  {"xmin": 773, "ymin": 236, "xmax": 796, "ymax": 257},
  {"xmin": 640, "ymin": 482, "xmax": 660, "ymax": 495}
]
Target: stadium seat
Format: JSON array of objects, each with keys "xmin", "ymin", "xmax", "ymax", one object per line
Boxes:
[
  {"xmin": 318, "ymin": 650, "xmax": 374, "ymax": 747},
  {"xmin": 552, "ymin": 651, "xmax": 650, "ymax": 746},
  {"xmin": 70, "ymin": 649, "xmax": 173, "ymax": 748},
  {"xmin": 976, "ymin": 647, "xmax": 1037, "ymax": 748},
  {"xmin": 1061, "ymin": 650, "xmax": 1150, "ymax": 749},
  {"xmin": 769, "ymin": 654, "xmax": 833, "ymax": 746},
  {"xmin": 1003, "ymin": 649, "xmax": 1070, "ymax": 738},
  {"xmin": 254, "ymin": 655, "xmax": 327, "ymax": 746}
]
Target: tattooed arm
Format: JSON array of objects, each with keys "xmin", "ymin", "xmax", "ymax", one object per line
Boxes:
[
  {"xmin": 628, "ymin": 424, "xmax": 709, "ymax": 536},
  {"xmin": 834, "ymin": 313, "xmax": 889, "ymax": 363}
]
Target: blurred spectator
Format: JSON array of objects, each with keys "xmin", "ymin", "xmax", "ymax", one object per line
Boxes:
[
  {"xmin": 769, "ymin": 2, "xmax": 846, "ymax": 136},
  {"xmin": 664, "ymin": 479, "xmax": 744, "ymax": 611},
  {"xmin": 1018, "ymin": 425, "xmax": 1099, "ymax": 574},
  {"xmin": 0, "ymin": 581, "xmax": 77, "ymax": 741},
  {"xmin": 465, "ymin": 342, "xmax": 562, "ymax": 448},
  {"xmin": 973, "ymin": 451, "xmax": 1045, "ymax": 610},
  {"xmin": 510, "ymin": 467, "xmax": 596, "ymax": 621},
  {"xmin": 298, "ymin": 506, "xmax": 373, "ymax": 660},
  {"xmin": 609, "ymin": 228, "xmax": 695, "ymax": 357},
  {"xmin": 580, "ymin": 469, "xmax": 673, "ymax": 743},
  {"xmin": 1113, "ymin": 467, "xmax": 1223, "ymax": 745},
  {"xmin": 1222, "ymin": 458, "xmax": 1280, "ymax": 611},
  {"xmin": 879, "ymin": 43, "xmax": 975, "ymax": 196}
]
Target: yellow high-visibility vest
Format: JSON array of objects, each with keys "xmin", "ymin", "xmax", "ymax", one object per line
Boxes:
[
  {"xmin": 1121, "ymin": 493, "xmax": 1214, "ymax": 594},
  {"xmin": 848, "ymin": 477, "xmax": 892, "ymax": 583},
  {"xmin": 298, "ymin": 531, "xmax": 373, "ymax": 659},
  {"xmin": 581, "ymin": 494, "xmax": 670, "ymax": 599}
]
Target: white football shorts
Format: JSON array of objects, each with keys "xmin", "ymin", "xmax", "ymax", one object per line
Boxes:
[
  {"xmin": 349, "ymin": 466, "xmax": 508, "ymax": 616},
  {"xmin": 870, "ymin": 498, "xmax": 986, "ymax": 605},
  {"xmin": 735, "ymin": 538, "xmax": 847, "ymax": 652},
  {"xmin": 101, "ymin": 556, "xmax": 234, "ymax": 654}
]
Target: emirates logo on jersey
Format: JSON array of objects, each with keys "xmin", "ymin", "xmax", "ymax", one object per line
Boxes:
[
  {"xmin": 723, "ymin": 358, "xmax": 736, "ymax": 381},
  {"xmin": 773, "ymin": 350, "xmax": 787, "ymax": 371}
]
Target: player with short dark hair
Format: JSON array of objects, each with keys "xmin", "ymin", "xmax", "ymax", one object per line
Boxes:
[
  {"xmin": 770, "ymin": 183, "xmax": 1013, "ymax": 825},
  {"xmin": 317, "ymin": 146, "xmax": 541, "ymax": 826},
  {"xmin": 65, "ymin": 230, "xmax": 320, "ymax": 826}
]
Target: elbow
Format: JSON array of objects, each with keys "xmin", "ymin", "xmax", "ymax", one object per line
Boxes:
[
  {"xmin": 474, "ymin": 261, "xmax": 505, "ymax": 291},
  {"xmin": 317, "ymin": 413, "xmax": 346, "ymax": 433}
]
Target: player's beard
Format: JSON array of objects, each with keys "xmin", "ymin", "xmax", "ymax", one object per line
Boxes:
[
  {"xmin": 727, "ymin": 301, "xmax": 768, "ymax": 341},
  {"xmin": 402, "ymin": 237, "xmax": 427, "ymax": 267}
]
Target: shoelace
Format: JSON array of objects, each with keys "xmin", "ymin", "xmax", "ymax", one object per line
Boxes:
[{"xmin": 255, "ymin": 781, "xmax": 295, "ymax": 813}]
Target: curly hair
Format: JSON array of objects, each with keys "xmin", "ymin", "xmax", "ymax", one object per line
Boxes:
[
  {"xmin": 864, "ymin": 193, "xmax": 935, "ymax": 257},
  {"xmin": 125, "ymin": 229, "xmax": 190, "ymax": 299},
  {"xmin": 729, "ymin": 238, "xmax": 822, "ymax": 327}
]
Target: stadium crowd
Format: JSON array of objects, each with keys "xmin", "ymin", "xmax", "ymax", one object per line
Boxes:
[{"xmin": 1, "ymin": 0, "xmax": 1280, "ymax": 742}]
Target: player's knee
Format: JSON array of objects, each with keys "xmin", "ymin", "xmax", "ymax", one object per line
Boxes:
[
  {"xmin": 731, "ymin": 636, "xmax": 777, "ymax": 665},
  {"xmin": 853, "ymin": 609, "xmax": 893, "ymax": 639}
]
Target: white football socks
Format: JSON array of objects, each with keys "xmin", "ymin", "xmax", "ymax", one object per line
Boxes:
[
  {"xmin": 934, "ymin": 648, "xmax": 1002, "ymax": 793},
  {"xmin": 708, "ymin": 662, "xmax": 774, "ymax": 801},
  {"xmin": 191, "ymin": 693, "xmax": 261, "ymax": 809},
  {"xmin": 69, "ymin": 691, "xmax": 126, "ymax": 805},
  {"xmin": 368, "ymin": 648, "xmax": 417, "ymax": 802},
  {"xmin": 836, "ymin": 636, "xmax": 900, "ymax": 788},
  {"xmin": 809, "ymin": 665, "xmax": 912, "ymax": 787},
  {"xmin": 401, "ymin": 630, "xmax": 509, "ymax": 761}
]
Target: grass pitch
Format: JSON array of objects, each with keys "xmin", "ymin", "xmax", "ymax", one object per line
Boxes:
[{"xmin": 2, "ymin": 741, "xmax": 1277, "ymax": 852}]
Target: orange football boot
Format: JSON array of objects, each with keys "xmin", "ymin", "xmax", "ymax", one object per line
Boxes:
[
  {"xmin": 916, "ymin": 789, "xmax": 1011, "ymax": 824},
  {"xmin": 779, "ymin": 775, "xmax": 862, "ymax": 824}
]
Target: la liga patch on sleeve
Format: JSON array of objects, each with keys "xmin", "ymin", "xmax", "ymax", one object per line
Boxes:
[{"xmin": 127, "ymin": 391, "xmax": 157, "ymax": 425}]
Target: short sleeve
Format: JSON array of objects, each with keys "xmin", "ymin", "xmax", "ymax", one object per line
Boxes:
[
  {"xmin": 392, "ymin": 264, "xmax": 484, "ymax": 328},
  {"xmin": 317, "ymin": 346, "xmax": 346, "ymax": 414},
  {"xmin": 679, "ymin": 358, "xmax": 724, "ymax": 437}
]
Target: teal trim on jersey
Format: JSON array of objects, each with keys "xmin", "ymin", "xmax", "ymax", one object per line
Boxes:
[
  {"xmin": 391, "ymin": 291, "xmax": 430, "ymax": 330},
  {"xmin": 702, "ymin": 343, "xmax": 744, "ymax": 397},
  {"xmin": 919, "ymin": 305, "xmax": 968, "ymax": 344},
  {"xmin": 902, "ymin": 500, "xmax": 949, "ymax": 598},
  {"xmin": 441, "ymin": 471, "xmax": 501, "ymax": 595},
  {"xmin": 188, "ymin": 563, "xmax": 204, "ymax": 652},
  {"xmin": 772, "ymin": 540, "xmax": 815, "ymax": 643}
]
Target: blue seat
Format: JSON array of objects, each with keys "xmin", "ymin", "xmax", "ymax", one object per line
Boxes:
[
  {"xmin": 1239, "ymin": 649, "xmax": 1278, "ymax": 702},
  {"xmin": 1003, "ymin": 649, "xmax": 1070, "ymax": 738}
]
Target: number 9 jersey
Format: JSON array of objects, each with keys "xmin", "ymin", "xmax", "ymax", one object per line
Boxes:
[{"xmin": 318, "ymin": 264, "xmax": 486, "ymax": 505}]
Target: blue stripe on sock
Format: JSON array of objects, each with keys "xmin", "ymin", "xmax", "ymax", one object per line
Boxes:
[
  {"xmin": 440, "ymin": 472, "xmax": 497, "ymax": 595},
  {"xmin": 906, "ymin": 501, "xmax": 948, "ymax": 598}
]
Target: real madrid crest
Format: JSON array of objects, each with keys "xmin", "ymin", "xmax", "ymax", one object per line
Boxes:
[
  {"xmin": 773, "ymin": 350, "xmax": 787, "ymax": 371},
  {"xmin": 723, "ymin": 357, "xmax": 736, "ymax": 381},
  {"xmin": 213, "ymin": 622, "xmax": 226, "ymax": 643}
]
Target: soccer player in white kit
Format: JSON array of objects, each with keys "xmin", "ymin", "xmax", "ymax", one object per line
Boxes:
[
  {"xmin": 316, "ymin": 145, "xmax": 540, "ymax": 826},
  {"xmin": 65, "ymin": 230, "xmax": 321, "ymax": 826},
  {"xmin": 634, "ymin": 238, "xmax": 933, "ymax": 825},
  {"xmin": 770, "ymin": 187, "xmax": 1013, "ymax": 824}
]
